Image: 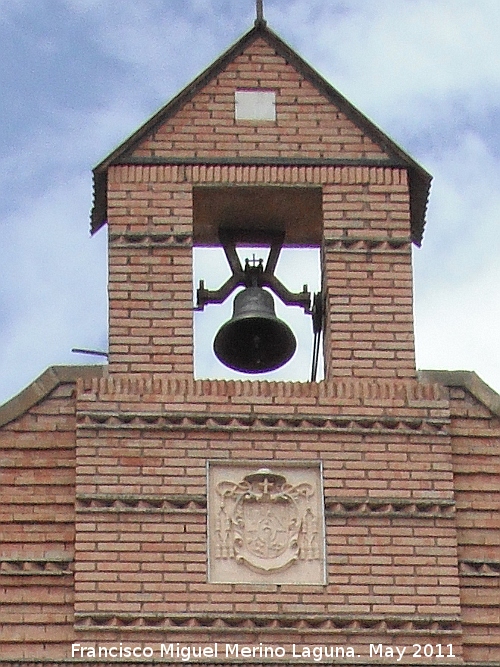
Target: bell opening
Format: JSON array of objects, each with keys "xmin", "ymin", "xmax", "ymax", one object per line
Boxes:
[{"xmin": 194, "ymin": 246, "xmax": 323, "ymax": 381}]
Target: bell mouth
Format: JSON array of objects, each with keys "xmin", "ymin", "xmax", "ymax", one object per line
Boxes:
[{"xmin": 213, "ymin": 287, "xmax": 297, "ymax": 374}]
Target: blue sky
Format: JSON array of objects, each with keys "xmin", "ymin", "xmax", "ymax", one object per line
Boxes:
[{"xmin": 1, "ymin": 0, "xmax": 499, "ymax": 403}]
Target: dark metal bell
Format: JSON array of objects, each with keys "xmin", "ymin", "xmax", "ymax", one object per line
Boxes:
[{"xmin": 213, "ymin": 286, "xmax": 297, "ymax": 373}]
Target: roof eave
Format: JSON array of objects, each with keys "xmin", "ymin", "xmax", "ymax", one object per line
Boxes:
[
  {"xmin": 0, "ymin": 365, "xmax": 105, "ymax": 428},
  {"xmin": 418, "ymin": 370, "xmax": 500, "ymax": 418}
]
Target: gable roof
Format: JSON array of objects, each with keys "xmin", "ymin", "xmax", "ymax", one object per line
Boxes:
[
  {"xmin": 419, "ymin": 370, "xmax": 500, "ymax": 418},
  {"xmin": 91, "ymin": 20, "xmax": 432, "ymax": 245},
  {"xmin": 0, "ymin": 365, "xmax": 104, "ymax": 428}
]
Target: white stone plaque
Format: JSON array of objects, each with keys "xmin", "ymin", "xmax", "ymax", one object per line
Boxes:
[
  {"xmin": 235, "ymin": 90, "xmax": 276, "ymax": 121},
  {"xmin": 208, "ymin": 461, "xmax": 326, "ymax": 584}
]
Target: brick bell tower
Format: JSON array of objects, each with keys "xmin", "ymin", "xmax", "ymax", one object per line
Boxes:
[{"xmin": 75, "ymin": 8, "xmax": 464, "ymax": 666}]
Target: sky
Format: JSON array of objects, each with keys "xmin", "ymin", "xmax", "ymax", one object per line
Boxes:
[{"xmin": 1, "ymin": 0, "xmax": 499, "ymax": 403}]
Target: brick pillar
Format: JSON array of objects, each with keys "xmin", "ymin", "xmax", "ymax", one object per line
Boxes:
[
  {"xmin": 322, "ymin": 168, "xmax": 416, "ymax": 380},
  {"xmin": 106, "ymin": 165, "xmax": 193, "ymax": 376}
]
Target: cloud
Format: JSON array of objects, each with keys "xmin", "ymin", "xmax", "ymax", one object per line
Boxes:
[
  {"xmin": 414, "ymin": 132, "xmax": 500, "ymax": 389},
  {"xmin": 273, "ymin": 0, "xmax": 500, "ymax": 129},
  {"xmin": 415, "ymin": 258, "xmax": 500, "ymax": 391},
  {"xmin": 60, "ymin": 0, "xmax": 250, "ymax": 103},
  {"xmin": 267, "ymin": 0, "xmax": 500, "ymax": 392},
  {"xmin": 0, "ymin": 96, "xmax": 150, "ymax": 404}
]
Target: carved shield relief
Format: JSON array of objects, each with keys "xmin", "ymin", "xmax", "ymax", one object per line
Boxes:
[{"xmin": 208, "ymin": 462, "xmax": 326, "ymax": 584}]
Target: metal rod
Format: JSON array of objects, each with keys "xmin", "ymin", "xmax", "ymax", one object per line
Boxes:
[{"xmin": 256, "ymin": 0, "xmax": 265, "ymax": 24}]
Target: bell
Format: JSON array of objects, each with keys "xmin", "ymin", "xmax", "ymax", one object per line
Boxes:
[{"xmin": 214, "ymin": 286, "xmax": 296, "ymax": 373}]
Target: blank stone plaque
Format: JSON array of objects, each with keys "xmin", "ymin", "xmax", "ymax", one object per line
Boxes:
[{"xmin": 208, "ymin": 461, "xmax": 326, "ymax": 584}]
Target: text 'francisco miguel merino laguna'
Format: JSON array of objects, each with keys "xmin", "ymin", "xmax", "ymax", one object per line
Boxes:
[{"xmin": 71, "ymin": 642, "xmax": 357, "ymax": 661}]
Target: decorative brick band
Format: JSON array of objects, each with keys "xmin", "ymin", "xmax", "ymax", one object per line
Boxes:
[
  {"xmin": 4, "ymin": 553, "xmax": 484, "ymax": 577},
  {"xmin": 108, "ymin": 232, "xmax": 192, "ymax": 247},
  {"xmin": 106, "ymin": 233, "xmax": 407, "ymax": 253},
  {"xmin": 0, "ymin": 558, "xmax": 72, "ymax": 576},
  {"xmin": 76, "ymin": 410, "xmax": 448, "ymax": 435},
  {"xmin": 78, "ymin": 376, "xmax": 446, "ymax": 405},
  {"xmin": 2, "ymin": 663, "xmax": 488, "ymax": 667},
  {"xmin": 324, "ymin": 236, "xmax": 411, "ymax": 252},
  {"xmin": 459, "ymin": 559, "xmax": 500, "ymax": 577},
  {"xmin": 74, "ymin": 612, "xmax": 460, "ymax": 634},
  {"xmin": 325, "ymin": 497, "xmax": 455, "ymax": 519},
  {"xmin": 109, "ymin": 163, "xmax": 408, "ymax": 187},
  {"xmin": 75, "ymin": 493, "xmax": 454, "ymax": 519},
  {"xmin": 76, "ymin": 494, "xmax": 206, "ymax": 513}
]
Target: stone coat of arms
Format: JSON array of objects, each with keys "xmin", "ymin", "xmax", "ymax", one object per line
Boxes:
[{"xmin": 212, "ymin": 467, "xmax": 322, "ymax": 579}]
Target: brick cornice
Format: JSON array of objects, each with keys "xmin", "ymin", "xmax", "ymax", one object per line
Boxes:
[
  {"xmin": 108, "ymin": 162, "xmax": 407, "ymax": 186},
  {"xmin": 77, "ymin": 376, "xmax": 447, "ymax": 405}
]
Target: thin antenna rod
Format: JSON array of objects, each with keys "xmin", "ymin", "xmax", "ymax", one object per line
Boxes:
[
  {"xmin": 255, "ymin": 0, "xmax": 266, "ymax": 25},
  {"xmin": 72, "ymin": 348, "xmax": 109, "ymax": 358}
]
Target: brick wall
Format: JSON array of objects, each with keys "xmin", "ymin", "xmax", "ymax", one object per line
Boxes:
[
  {"xmin": 450, "ymin": 387, "xmax": 500, "ymax": 664},
  {"xmin": 71, "ymin": 375, "xmax": 464, "ymax": 662},
  {"xmin": 3, "ymin": 369, "xmax": 500, "ymax": 663},
  {"xmin": 0, "ymin": 378, "xmax": 77, "ymax": 660}
]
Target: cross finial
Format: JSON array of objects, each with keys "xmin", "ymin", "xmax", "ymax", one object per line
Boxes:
[{"xmin": 255, "ymin": 0, "xmax": 266, "ymax": 26}]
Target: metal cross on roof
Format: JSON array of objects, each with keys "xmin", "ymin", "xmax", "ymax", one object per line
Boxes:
[{"xmin": 255, "ymin": 0, "xmax": 266, "ymax": 25}]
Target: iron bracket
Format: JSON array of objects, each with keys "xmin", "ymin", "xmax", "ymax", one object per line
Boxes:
[{"xmin": 195, "ymin": 229, "xmax": 312, "ymax": 313}]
